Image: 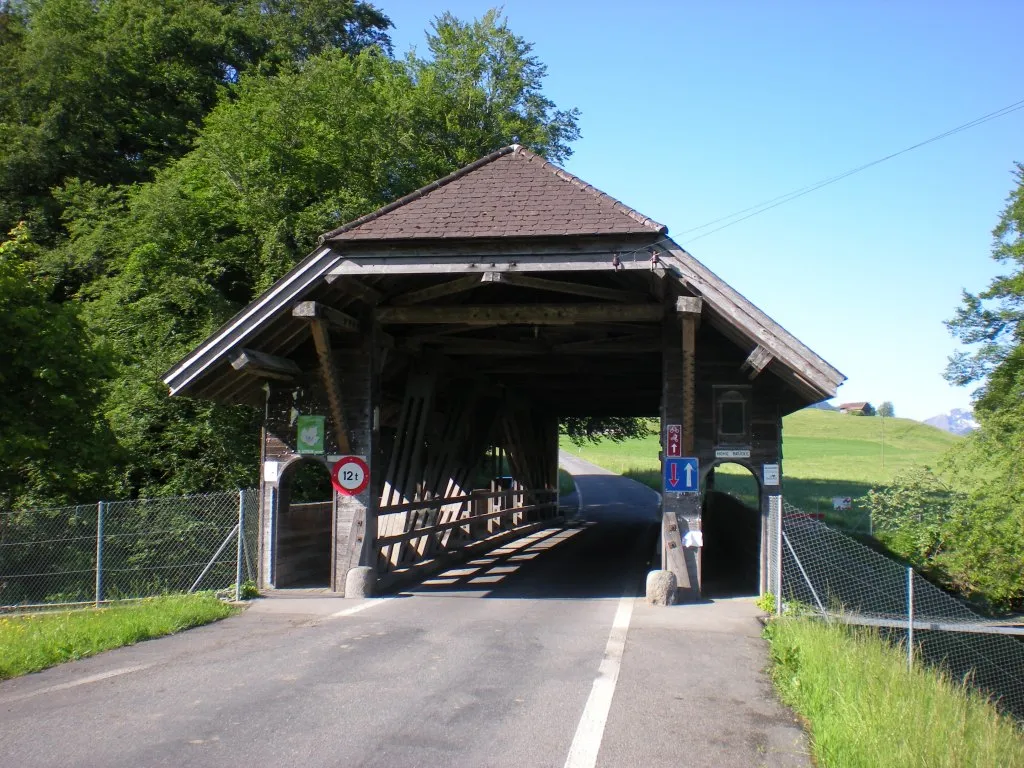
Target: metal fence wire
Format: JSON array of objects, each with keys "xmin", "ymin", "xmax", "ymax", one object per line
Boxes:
[
  {"xmin": 768, "ymin": 497, "xmax": 1024, "ymax": 722},
  {"xmin": 0, "ymin": 489, "xmax": 259, "ymax": 608}
]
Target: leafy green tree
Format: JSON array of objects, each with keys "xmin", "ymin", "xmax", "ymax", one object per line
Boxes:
[
  {"xmin": 0, "ymin": 223, "xmax": 116, "ymax": 508},
  {"xmin": 946, "ymin": 162, "xmax": 1024, "ymax": 413},
  {"xmin": 0, "ymin": 0, "xmax": 392, "ymax": 244},
  {"xmin": 50, "ymin": 11, "xmax": 583, "ymax": 498},
  {"xmin": 934, "ymin": 161, "xmax": 1024, "ymax": 611},
  {"xmin": 406, "ymin": 10, "xmax": 581, "ymax": 171},
  {"xmin": 878, "ymin": 401, "xmax": 894, "ymax": 418},
  {"xmin": 561, "ymin": 417, "xmax": 652, "ymax": 446}
]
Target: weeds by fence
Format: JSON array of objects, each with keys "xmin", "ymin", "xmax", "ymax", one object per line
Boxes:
[
  {"xmin": 769, "ymin": 498, "xmax": 1024, "ymax": 722},
  {"xmin": 0, "ymin": 490, "xmax": 259, "ymax": 608}
]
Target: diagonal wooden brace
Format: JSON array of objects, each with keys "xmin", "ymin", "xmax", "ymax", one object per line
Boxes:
[{"xmin": 308, "ymin": 319, "xmax": 351, "ymax": 454}]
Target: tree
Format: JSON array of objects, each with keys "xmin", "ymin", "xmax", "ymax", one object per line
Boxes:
[
  {"xmin": 945, "ymin": 162, "xmax": 1024, "ymax": 412},
  {"xmin": 0, "ymin": 223, "xmax": 116, "ymax": 508},
  {"xmin": 48, "ymin": 11, "xmax": 585, "ymax": 498},
  {"xmin": 0, "ymin": 0, "xmax": 392, "ymax": 245},
  {"xmin": 878, "ymin": 401, "xmax": 894, "ymax": 418},
  {"xmin": 937, "ymin": 162, "xmax": 1024, "ymax": 611},
  {"xmin": 561, "ymin": 417, "xmax": 652, "ymax": 446}
]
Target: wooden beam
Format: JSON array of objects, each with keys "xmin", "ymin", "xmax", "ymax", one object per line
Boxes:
[
  {"xmin": 497, "ymin": 273, "xmax": 648, "ymax": 303},
  {"xmin": 324, "ymin": 275, "xmax": 384, "ymax": 305},
  {"xmin": 308, "ymin": 319, "xmax": 351, "ymax": 453},
  {"xmin": 228, "ymin": 348, "xmax": 301, "ymax": 380},
  {"xmin": 421, "ymin": 338, "xmax": 549, "ymax": 356},
  {"xmin": 681, "ymin": 311, "xmax": 698, "ymax": 456},
  {"xmin": 742, "ymin": 345, "xmax": 773, "ymax": 379},
  {"xmin": 292, "ymin": 301, "xmax": 359, "ymax": 333},
  {"xmin": 554, "ymin": 332, "xmax": 660, "ymax": 354},
  {"xmin": 388, "ymin": 275, "xmax": 486, "ymax": 306},
  {"xmin": 676, "ymin": 295, "xmax": 703, "ymax": 319},
  {"xmin": 376, "ymin": 303, "xmax": 663, "ymax": 326}
]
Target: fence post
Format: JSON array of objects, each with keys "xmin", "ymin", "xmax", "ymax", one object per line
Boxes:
[
  {"xmin": 235, "ymin": 490, "xmax": 245, "ymax": 602},
  {"xmin": 95, "ymin": 501, "xmax": 106, "ymax": 605},
  {"xmin": 907, "ymin": 566, "xmax": 915, "ymax": 671},
  {"xmin": 774, "ymin": 495, "xmax": 782, "ymax": 617}
]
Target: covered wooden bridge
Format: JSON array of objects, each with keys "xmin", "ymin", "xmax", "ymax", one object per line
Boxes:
[{"xmin": 163, "ymin": 145, "xmax": 844, "ymax": 600}]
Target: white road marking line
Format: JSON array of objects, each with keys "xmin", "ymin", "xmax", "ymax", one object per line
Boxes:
[
  {"xmin": 0, "ymin": 664, "xmax": 154, "ymax": 704},
  {"xmin": 563, "ymin": 595, "xmax": 635, "ymax": 768},
  {"xmin": 326, "ymin": 599, "xmax": 391, "ymax": 619}
]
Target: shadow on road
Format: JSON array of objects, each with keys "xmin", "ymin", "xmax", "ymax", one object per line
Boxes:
[{"xmin": 402, "ymin": 472, "xmax": 659, "ymax": 601}]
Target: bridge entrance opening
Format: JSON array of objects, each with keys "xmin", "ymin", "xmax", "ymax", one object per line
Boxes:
[
  {"xmin": 702, "ymin": 463, "xmax": 761, "ymax": 597},
  {"xmin": 275, "ymin": 459, "xmax": 333, "ymax": 588}
]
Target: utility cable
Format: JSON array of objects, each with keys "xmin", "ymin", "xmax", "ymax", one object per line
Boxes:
[{"xmin": 679, "ymin": 97, "xmax": 1024, "ymax": 243}]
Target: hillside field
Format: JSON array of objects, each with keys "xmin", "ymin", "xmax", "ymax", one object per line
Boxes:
[{"xmin": 560, "ymin": 410, "xmax": 961, "ymax": 530}]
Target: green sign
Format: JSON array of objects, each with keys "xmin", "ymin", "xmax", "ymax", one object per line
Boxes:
[{"xmin": 296, "ymin": 415, "xmax": 326, "ymax": 454}]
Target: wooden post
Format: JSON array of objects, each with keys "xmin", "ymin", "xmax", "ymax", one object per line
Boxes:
[
  {"xmin": 661, "ymin": 296, "xmax": 703, "ymax": 600},
  {"xmin": 330, "ymin": 331, "xmax": 380, "ymax": 591}
]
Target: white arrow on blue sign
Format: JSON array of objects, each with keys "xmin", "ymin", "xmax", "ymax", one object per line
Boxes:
[{"xmin": 664, "ymin": 457, "xmax": 699, "ymax": 493}]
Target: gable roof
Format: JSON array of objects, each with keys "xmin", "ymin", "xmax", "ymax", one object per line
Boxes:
[
  {"xmin": 321, "ymin": 145, "xmax": 667, "ymax": 242},
  {"xmin": 163, "ymin": 147, "xmax": 845, "ymax": 404}
]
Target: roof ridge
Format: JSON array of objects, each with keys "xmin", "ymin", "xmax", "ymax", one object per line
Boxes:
[
  {"xmin": 320, "ymin": 145, "xmax": 667, "ymax": 244},
  {"xmin": 511, "ymin": 146, "xmax": 667, "ymax": 234}
]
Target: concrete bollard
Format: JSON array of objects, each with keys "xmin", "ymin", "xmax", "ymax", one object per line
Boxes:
[
  {"xmin": 646, "ymin": 569, "xmax": 678, "ymax": 606},
  {"xmin": 345, "ymin": 566, "xmax": 376, "ymax": 598}
]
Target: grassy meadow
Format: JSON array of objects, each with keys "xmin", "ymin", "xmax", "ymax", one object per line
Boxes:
[{"xmin": 560, "ymin": 409, "xmax": 961, "ymax": 529}]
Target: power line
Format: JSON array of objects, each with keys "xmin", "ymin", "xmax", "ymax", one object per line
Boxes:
[{"xmin": 680, "ymin": 97, "xmax": 1024, "ymax": 243}]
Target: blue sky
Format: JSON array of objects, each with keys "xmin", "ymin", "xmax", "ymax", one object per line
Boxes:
[{"xmin": 381, "ymin": 1, "xmax": 1022, "ymax": 420}]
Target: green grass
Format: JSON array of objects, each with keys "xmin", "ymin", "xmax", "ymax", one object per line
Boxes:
[
  {"xmin": 765, "ymin": 617, "xmax": 1024, "ymax": 767},
  {"xmin": 0, "ymin": 593, "xmax": 238, "ymax": 680},
  {"xmin": 560, "ymin": 410, "xmax": 961, "ymax": 529}
]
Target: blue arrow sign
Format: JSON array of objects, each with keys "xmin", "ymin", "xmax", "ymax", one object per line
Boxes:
[{"xmin": 664, "ymin": 457, "xmax": 699, "ymax": 493}]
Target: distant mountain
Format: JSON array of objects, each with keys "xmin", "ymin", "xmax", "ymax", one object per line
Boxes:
[{"xmin": 924, "ymin": 408, "xmax": 978, "ymax": 436}]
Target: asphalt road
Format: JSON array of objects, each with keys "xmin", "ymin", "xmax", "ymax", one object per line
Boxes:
[{"xmin": 0, "ymin": 455, "xmax": 807, "ymax": 768}]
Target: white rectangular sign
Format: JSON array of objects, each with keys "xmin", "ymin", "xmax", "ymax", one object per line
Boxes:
[
  {"xmin": 262, "ymin": 461, "xmax": 279, "ymax": 483},
  {"xmin": 763, "ymin": 464, "xmax": 780, "ymax": 486},
  {"xmin": 715, "ymin": 448, "xmax": 750, "ymax": 459}
]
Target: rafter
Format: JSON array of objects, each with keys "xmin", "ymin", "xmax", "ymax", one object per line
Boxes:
[
  {"xmin": 495, "ymin": 272, "xmax": 648, "ymax": 303},
  {"xmin": 741, "ymin": 345, "xmax": 774, "ymax": 379},
  {"xmin": 228, "ymin": 348, "xmax": 301, "ymax": 381},
  {"xmin": 388, "ymin": 275, "xmax": 486, "ymax": 306},
  {"xmin": 324, "ymin": 274, "xmax": 384, "ymax": 305},
  {"xmin": 292, "ymin": 301, "xmax": 360, "ymax": 333}
]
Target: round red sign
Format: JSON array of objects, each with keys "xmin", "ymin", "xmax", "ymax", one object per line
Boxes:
[{"xmin": 331, "ymin": 456, "xmax": 370, "ymax": 496}]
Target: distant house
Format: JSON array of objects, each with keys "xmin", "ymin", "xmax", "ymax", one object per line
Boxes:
[{"xmin": 839, "ymin": 401, "xmax": 873, "ymax": 415}]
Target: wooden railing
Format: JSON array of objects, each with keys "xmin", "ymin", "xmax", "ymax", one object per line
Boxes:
[{"xmin": 374, "ymin": 488, "xmax": 558, "ymax": 573}]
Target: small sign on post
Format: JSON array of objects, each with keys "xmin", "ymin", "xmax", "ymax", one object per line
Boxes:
[
  {"xmin": 666, "ymin": 424, "xmax": 681, "ymax": 458},
  {"xmin": 296, "ymin": 415, "xmax": 326, "ymax": 454},
  {"xmin": 664, "ymin": 457, "xmax": 699, "ymax": 493},
  {"xmin": 763, "ymin": 463, "xmax": 780, "ymax": 487}
]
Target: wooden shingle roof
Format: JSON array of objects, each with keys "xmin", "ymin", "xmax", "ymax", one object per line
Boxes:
[{"xmin": 321, "ymin": 145, "xmax": 667, "ymax": 243}]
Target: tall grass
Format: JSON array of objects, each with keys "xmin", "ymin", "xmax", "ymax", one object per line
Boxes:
[
  {"xmin": 0, "ymin": 593, "xmax": 237, "ymax": 680},
  {"xmin": 765, "ymin": 617, "xmax": 1024, "ymax": 767}
]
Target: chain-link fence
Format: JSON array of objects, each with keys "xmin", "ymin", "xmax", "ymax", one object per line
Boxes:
[
  {"xmin": 768, "ymin": 497, "xmax": 1024, "ymax": 722},
  {"xmin": 0, "ymin": 489, "xmax": 259, "ymax": 609}
]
